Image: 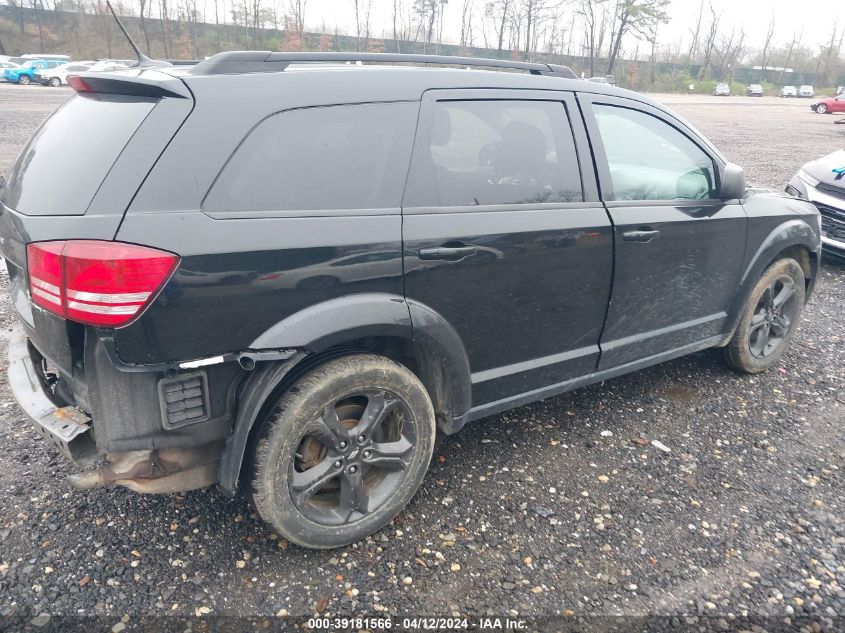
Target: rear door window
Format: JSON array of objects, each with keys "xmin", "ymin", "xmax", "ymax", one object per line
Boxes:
[
  {"xmin": 2, "ymin": 94, "xmax": 157, "ymax": 215},
  {"xmin": 203, "ymin": 102, "xmax": 418, "ymax": 214},
  {"xmin": 403, "ymin": 99, "xmax": 583, "ymax": 207}
]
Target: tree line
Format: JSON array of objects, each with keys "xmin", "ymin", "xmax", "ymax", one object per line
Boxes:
[{"xmin": 1, "ymin": 0, "xmax": 843, "ymax": 90}]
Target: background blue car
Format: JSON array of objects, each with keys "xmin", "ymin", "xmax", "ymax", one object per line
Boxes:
[{"xmin": 3, "ymin": 60, "xmax": 63, "ymax": 85}]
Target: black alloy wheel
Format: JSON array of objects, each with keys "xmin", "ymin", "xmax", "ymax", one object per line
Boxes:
[
  {"xmin": 289, "ymin": 389, "xmax": 417, "ymax": 525},
  {"xmin": 747, "ymin": 274, "xmax": 799, "ymax": 360},
  {"xmin": 723, "ymin": 257, "xmax": 805, "ymax": 373},
  {"xmin": 252, "ymin": 354, "xmax": 435, "ymax": 548}
]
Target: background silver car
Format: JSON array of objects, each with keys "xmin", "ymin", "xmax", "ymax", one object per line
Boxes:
[{"xmin": 787, "ymin": 149, "xmax": 845, "ymax": 258}]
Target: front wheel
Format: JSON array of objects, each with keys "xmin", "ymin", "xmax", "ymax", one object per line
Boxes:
[
  {"xmin": 723, "ymin": 258, "xmax": 805, "ymax": 373},
  {"xmin": 816, "ymin": 104, "xmax": 828, "ymax": 114},
  {"xmin": 252, "ymin": 354, "xmax": 436, "ymax": 548},
  {"xmin": 17, "ymin": 75, "xmax": 31, "ymax": 85}
]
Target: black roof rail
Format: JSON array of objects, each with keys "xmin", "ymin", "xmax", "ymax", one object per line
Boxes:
[{"xmin": 189, "ymin": 51, "xmax": 577, "ymax": 79}]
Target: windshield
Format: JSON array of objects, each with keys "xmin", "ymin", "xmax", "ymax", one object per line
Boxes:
[{"xmin": 2, "ymin": 94, "xmax": 157, "ymax": 215}]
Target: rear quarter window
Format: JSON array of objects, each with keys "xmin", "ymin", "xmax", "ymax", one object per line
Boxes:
[
  {"xmin": 203, "ymin": 102, "xmax": 418, "ymax": 215},
  {"xmin": 1, "ymin": 94, "xmax": 157, "ymax": 215}
]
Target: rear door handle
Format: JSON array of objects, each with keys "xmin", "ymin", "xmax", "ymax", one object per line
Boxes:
[
  {"xmin": 622, "ymin": 230, "xmax": 660, "ymax": 243},
  {"xmin": 419, "ymin": 244, "xmax": 479, "ymax": 261}
]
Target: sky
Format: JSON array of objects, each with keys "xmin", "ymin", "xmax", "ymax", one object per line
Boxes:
[{"xmin": 299, "ymin": 0, "xmax": 836, "ymax": 55}]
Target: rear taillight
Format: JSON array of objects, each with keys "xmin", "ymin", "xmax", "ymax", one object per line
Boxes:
[
  {"xmin": 26, "ymin": 240, "xmax": 179, "ymax": 328},
  {"xmin": 67, "ymin": 75, "xmax": 92, "ymax": 92}
]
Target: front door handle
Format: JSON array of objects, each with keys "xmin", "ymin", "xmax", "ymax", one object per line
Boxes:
[
  {"xmin": 419, "ymin": 244, "xmax": 479, "ymax": 261},
  {"xmin": 622, "ymin": 230, "xmax": 660, "ymax": 243}
]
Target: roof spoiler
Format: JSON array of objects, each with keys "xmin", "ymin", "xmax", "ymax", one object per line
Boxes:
[
  {"xmin": 67, "ymin": 72, "xmax": 191, "ymax": 99},
  {"xmin": 190, "ymin": 51, "xmax": 577, "ymax": 79}
]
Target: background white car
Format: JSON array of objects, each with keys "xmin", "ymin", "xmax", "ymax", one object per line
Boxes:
[
  {"xmin": 38, "ymin": 61, "xmax": 94, "ymax": 86},
  {"xmin": 798, "ymin": 85, "xmax": 815, "ymax": 98},
  {"xmin": 86, "ymin": 59, "xmax": 133, "ymax": 72}
]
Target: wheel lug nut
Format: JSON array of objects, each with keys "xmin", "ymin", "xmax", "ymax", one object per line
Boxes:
[
  {"xmin": 357, "ymin": 434, "xmax": 366, "ymax": 443},
  {"xmin": 339, "ymin": 441, "xmax": 347, "ymax": 449},
  {"xmin": 334, "ymin": 460, "xmax": 343, "ymax": 468},
  {"xmin": 349, "ymin": 465, "xmax": 358, "ymax": 474},
  {"xmin": 363, "ymin": 450, "xmax": 371, "ymax": 458}
]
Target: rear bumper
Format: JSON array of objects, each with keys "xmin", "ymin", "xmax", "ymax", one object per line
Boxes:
[{"xmin": 7, "ymin": 326, "xmax": 97, "ymax": 466}]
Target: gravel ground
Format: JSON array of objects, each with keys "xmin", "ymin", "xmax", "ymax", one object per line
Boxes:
[{"xmin": 0, "ymin": 84, "xmax": 843, "ymax": 630}]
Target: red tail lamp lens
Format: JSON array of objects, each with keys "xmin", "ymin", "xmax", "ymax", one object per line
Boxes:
[
  {"xmin": 67, "ymin": 75, "xmax": 93, "ymax": 92},
  {"xmin": 26, "ymin": 240, "xmax": 179, "ymax": 327}
]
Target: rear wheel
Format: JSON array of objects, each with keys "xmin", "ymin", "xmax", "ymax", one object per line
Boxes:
[
  {"xmin": 723, "ymin": 258, "xmax": 805, "ymax": 373},
  {"xmin": 252, "ymin": 354, "xmax": 436, "ymax": 548},
  {"xmin": 18, "ymin": 75, "xmax": 30, "ymax": 85},
  {"xmin": 49, "ymin": 77, "xmax": 61, "ymax": 87}
]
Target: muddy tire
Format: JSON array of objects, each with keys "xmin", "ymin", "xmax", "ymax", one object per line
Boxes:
[
  {"xmin": 723, "ymin": 258, "xmax": 805, "ymax": 373},
  {"xmin": 252, "ymin": 354, "xmax": 436, "ymax": 549}
]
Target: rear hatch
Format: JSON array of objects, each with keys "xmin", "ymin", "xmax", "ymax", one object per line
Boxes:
[{"xmin": 0, "ymin": 70, "xmax": 193, "ymax": 387}]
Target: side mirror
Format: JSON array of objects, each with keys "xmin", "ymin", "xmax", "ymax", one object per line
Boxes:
[{"xmin": 720, "ymin": 162, "xmax": 746, "ymax": 200}]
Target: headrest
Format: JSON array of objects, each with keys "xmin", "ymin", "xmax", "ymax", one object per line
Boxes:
[{"xmin": 431, "ymin": 107, "xmax": 452, "ymax": 147}]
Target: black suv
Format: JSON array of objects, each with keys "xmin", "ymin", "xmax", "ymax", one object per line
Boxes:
[{"xmin": 0, "ymin": 52, "xmax": 822, "ymax": 548}]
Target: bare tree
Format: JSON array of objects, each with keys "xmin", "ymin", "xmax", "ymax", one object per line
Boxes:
[
  {"xmin": 776, "ymin": 28, "xmax": 802, "ymax": 86},
  {"xmin": 817, "ymin": 20, "xmax": 842, "ymax": 86},
  {"xmin": 699, "ymin": 2, "xmax": 720, "ymax": 80},
  {"xmin": 520, "ymin": 0, "xmax": 560, "ymax": 60},
  {"xmin": 687, "ymin": 0, "xmax": 703, "ymax": 60},
  {"xmin": 575, "ymin": 0, "xmax": 608, "ymax": 76},
  {"xmin": 712, "ymin": 25, "xmax": 745, "ymax": 82},
  {"xmin": 414, "ymin": 0, "xmax": 439, "ymax": 51},
  {"xmin": 31, "ymin": 0, "xmax": 44, "ymax": 52},
  {"xmin": 362, "ymin": 0, "xmax": 373, "ymax": 50},
  {"xmin": 393, "ymin": 0, "xmax": 402, "ymax": 51},
  {"xmin": 605, "ymin": 0, "xmax": 669, "ymax": 74},
  {"xmin": 287, "ymin": 0, "xmax": 305, "ymax": 33},
  {"xmin": 759, "ymin": 11, "xmax": 775, "ymax": 72},
  {"xmin": 485, "ymin": 0, "xmax": 513, "ymax": 58},
  {"xmin": 159, "ymin": 0, "xmax": 171, "ymax": 57},
  {"xmin": 647, "ymin": 18, "xmax": 658, "ymax": 84},
  {"xmin": 391, "ymin": 0, "xmax": 413, "ymax": 52},
  {"xmin": 459, "ymin": 0, "xmax": 473, "ymax": 53},
  {"xmin": 353, "ymin": 0, "xmax": 360, "ymax": 49},
  {"xmin": 138, "ymin": 0, "xmax": 152, "ymax": 52}
]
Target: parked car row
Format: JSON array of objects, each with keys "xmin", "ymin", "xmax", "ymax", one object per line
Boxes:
[
  {"xmin": 713, "ymin": 83, "xmax": 818, "ymax": 98},
  {"xmin": 1, "ymin": 54, "xmax": 132, "ymax": 85},
  {"xmin": 2, "ymin": 58, "xmax": 65, "ymax": 85},
  {"xmin": 779, "ymin": 85, "xmax": 815, "ymax": 98}
]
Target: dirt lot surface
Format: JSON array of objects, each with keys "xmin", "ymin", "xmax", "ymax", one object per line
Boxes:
[{"xmin": 0, "ymin": 84, "xmax": 843, "ymax": 630}]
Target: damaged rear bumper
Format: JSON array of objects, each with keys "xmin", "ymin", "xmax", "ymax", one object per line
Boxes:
[
  {"xmin": 7, "ymin": 325, "xmax": 224, "ymax": 493},
  {"xmin": 7, "ymin": 326, "xmax": 97, "ymax": 467}
]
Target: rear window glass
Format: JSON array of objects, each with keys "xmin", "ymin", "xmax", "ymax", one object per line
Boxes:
[
  {"xmin": 1, "ymin": 94, "xmax": 156, "ymax": 215},
  {"xmin": 203, "ymin": 102, "xmax": 417, "ymax": 214}
]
